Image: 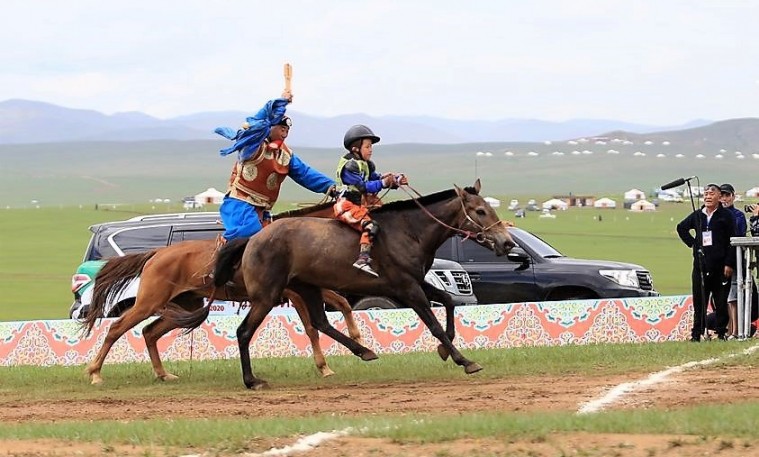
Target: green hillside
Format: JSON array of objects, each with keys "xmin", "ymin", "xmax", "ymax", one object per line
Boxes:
[
  {"xmin": 1, "ymin": 138, "xmax": 758, "ymax": 208},
  {"xmin": 603, "ymin": 118, "xmax": 759, "ymax": 151}
]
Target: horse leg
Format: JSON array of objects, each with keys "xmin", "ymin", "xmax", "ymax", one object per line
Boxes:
[
  {"xmin": 400, "ymin": 288, "xmax": 482, "ymax": 374},
  {"xmin": 421, "ymin": 282, "xmax": 457, "ymax": 361},
  {"xmin": 283, "ymin": 289, "xmax": 334, "ymax": 377},
  {"xmin": 291, "ymin": 283, "xmax": 378, "ymax": 361},
  {"xmin": 142, "ymin": 316, "xmax": 181, "ymax": 381},
  {"xmin": 321, "ymin": 289, "xmax": 364, "ymax": 345},
  {"xmin": 236, "ymin": 296, "xmax": 276, "ymax": 390},
  {"xmin": 86, "ymin": 304, "xmax": 158, "ymax": 384}
]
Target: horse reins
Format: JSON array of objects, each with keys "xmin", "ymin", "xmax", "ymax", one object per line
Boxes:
[{"xmin": 398, "ymin": 184, "xmax": 501, "ymax": 242}]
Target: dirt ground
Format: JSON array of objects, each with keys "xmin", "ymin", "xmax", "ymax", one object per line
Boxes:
[{"xmin": 1, "ymin": 365, "xmax": 758, "ymax": 456}]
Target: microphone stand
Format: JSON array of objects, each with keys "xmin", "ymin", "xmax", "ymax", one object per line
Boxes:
[{"xmin": 685, "ymin": 177, "xmax": 708, "ymax": 339}]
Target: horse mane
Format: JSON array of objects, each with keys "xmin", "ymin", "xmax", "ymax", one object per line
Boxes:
[
  {"xmin": 373, "ymin": 186, "xmax": 479, "ymax": 214},
  {"xmin": 272, "ymin": 186, "xmax": 478, "ymax": 218},
  {"xmin": 274, "ymin": 201, "xmax": 333, "ymax": 219}
]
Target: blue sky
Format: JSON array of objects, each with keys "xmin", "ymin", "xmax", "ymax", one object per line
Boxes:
[{"xmin": 2, "ymin": 0, "xmax": 757, "ymax": 124}]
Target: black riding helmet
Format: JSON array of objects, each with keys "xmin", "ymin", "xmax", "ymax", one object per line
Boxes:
[{"xmin": 343, "ymin": 124, "xmax": 380, "ymax": 151}]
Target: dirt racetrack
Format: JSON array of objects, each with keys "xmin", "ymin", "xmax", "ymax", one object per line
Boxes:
[{"xmin": 1, "ymin": 364, "xmax": 758, "ymax": 456}]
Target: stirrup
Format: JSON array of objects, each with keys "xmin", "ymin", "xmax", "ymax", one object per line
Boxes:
[{"xmin": 353, "ymin": 259, "xmax": 379, "ymax": 277}]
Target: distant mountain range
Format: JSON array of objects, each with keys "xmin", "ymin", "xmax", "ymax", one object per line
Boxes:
[{"xmin": 0, "ymin": 98, "xmax": 725, "ymax": 147}]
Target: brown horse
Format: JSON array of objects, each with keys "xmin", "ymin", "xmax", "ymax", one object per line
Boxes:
[
  {"xmin": 165, "ymin": 180, "xmax": 515, "ymax": 389},
  {"xmin": 82, "ymin": 204, "xmax": 372, "ymax": 385}
]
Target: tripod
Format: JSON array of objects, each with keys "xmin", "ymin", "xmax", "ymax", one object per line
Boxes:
[{"xmin": 683, "ymin": 178, "xmax": 709, "ymax": 339}]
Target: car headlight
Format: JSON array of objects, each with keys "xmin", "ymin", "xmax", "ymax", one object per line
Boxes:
[{"xmin": 599, "ymin": 269, "xmax": 639, "ymax": 288}]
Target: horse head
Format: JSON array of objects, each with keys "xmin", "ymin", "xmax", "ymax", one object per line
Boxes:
[{"xmin": 454, "ymin": 179, "xmax": 515, "ymax": 256}]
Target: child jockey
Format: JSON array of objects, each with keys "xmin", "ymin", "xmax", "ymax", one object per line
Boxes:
[{"xmin": 333, "ymin": 124, "xmax": 407, "ymax": 277}]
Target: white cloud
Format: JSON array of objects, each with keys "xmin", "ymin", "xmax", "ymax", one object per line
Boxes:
[{"xmin": 1, "ymin": 0, "xmax": 758, "ymax": 122}]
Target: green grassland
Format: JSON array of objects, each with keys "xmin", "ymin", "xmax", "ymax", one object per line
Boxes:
[
  {"xmin": 2, "ymin": 139, "xmax": 758, "ymax": 208},
  {"xmin": 0, "ymin": 344, "xmax": 757, "ymax": 449},
  {"xmin": 2, "ymin": 138, "xmax": 750, "ymax": 321},
  {"xmin": 0, "ymin": 199, "xmax": 699, "ymax": 321},
  {"xmin": 1, "ymin": 140, "xmax": 756, "ymax": 453}
]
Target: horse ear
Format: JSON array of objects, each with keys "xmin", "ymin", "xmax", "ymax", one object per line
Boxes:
[
  {"xmin": 473, "ymin": 179, "xmax": 481, "ymax": 194},
  {"xmin": 454, "ymin": 184, "xmax": 464, "ymax": 198}
]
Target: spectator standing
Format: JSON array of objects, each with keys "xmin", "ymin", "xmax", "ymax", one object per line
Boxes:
[
  {"xmin": 676, "ymin": 183, "xmax": 737, "ymax": 341},
  {"xmin": 720, "ymin": 183, "xmax": 747, "ymax": 339}
]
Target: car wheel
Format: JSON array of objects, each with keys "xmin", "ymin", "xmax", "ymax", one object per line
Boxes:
[
  {"xmin": 69, "ymin": 301, "xmax": 86, "ymax": 319},
  {"xmin": 352, "ymin": 297, "xmax": 399, "ymax": 310}
]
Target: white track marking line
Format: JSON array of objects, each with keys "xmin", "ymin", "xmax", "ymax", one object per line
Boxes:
[
  {"xmin": 178, "ymin": 428, "xmax": 352, "ymax": 457},
  {"xmin": 246, "ymin": 428, "xmax": 353, "ymax": 457},
  {"xmin": 577, "ymin": 343, "xmax": 759, "ymax": 415}
]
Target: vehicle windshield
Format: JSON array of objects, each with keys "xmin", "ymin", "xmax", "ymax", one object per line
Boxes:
[{"xmin": 511, "ymin": 228, "xmax": 564, "ymax": 258}]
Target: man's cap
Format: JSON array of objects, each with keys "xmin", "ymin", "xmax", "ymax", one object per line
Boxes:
[
  {"xmin": 274, "ymin": 116, "xmax": 292, "ymax": 127},
  {"xmin": 720, "ymin": 183, "xmax": 735, "ymax": 195}
]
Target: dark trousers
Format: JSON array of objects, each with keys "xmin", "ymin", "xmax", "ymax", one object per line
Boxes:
[{"xmin": 691, "ymin": 267, "xmax": 730, "ymax": 338}]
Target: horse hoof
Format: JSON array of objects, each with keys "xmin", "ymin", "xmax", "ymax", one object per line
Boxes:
[
  {"xmin": 252, "ymin": 381, "xmax": 270, "ymax": 391},
  {"xmin": 90, "ymin": 377, "xmax": 103, "ymax": 386},
  {"xmin": 436, "ymin": 344, "xmax": 450, "ymax": 361},
  {"xmin": 158, "ymin": 373, "xmax": 179, "ymax": 382},
  {"xmin": 320, "ymin": 367, "xmax": 336, "ymax": 378},
  {"xmin": 464, "ymin": 362, "xmax": 483, "ymax": 374},
  {"xmin": 245, "ymin": 380, "xmax": 270, "ymax": 390},
  {"xmin": 361, "ymin": 350, "xmax": 379, "ymax": 361}
]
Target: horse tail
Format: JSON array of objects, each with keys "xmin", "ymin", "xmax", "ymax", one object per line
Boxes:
[
  {"xmin": 213, "ymin": 237, "xmax": 249, "ymax": 288},
  {"xmin": 82, "ymin": 250, "xmax": 157, "ymax": 336},
  {"xmin": 161, "ymin": 298, "xmax": 216, "ymax": 332},
  {"xmin": 159, "ymin": 237, "xmax": 249, "ymax": 332}
]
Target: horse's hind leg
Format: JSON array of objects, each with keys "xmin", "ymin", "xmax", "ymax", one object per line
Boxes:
[
  {"xmin": 321, "ymin": 289, "xmax": 364, "ymax": 346},
  {"xmin": 142, "ymin": 316, "xmax": 181, "ymax": 381},
  {"xmin": 421, "ymin": 282, "xmax": 457, "ymax": 361},
  {"xmin": 86, "ymin": 303, "xmax": 158, "ymax": 384},
  {"xmin": 284, "ymin": 289, "xmax": 334, "ymax": 377},
  {"xmin": 237, "ymin": 295, "xmax": 276, "ymax": 390}
]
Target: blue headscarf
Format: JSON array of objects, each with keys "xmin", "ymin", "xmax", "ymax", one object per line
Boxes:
[{"xmin": 215, "ymin": 98, "xmax": 289, "ymax": 161}]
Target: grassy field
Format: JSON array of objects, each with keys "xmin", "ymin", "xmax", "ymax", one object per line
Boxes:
[
  {"xmin": 2, "ymin": 139, "xmax": 759, "ymax": 208},
  {"xmin": 0, "ymin": 199, "xmax": 700, "ymax": 321},
  {"xmin": 1, "ymin": 202, "xmax": 756, "ymax": 455},
  {"xmin": 0, "ymin": 343, "xmax": 757, "ymax": 449}
]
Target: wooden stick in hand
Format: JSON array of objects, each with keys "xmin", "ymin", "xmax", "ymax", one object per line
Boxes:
[{"xmin": 284, "ymin": 63, "xmax": 292, "ymax": 94}]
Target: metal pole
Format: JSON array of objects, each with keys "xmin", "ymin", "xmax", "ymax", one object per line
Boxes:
[
  {"xmin": 736, "ymin": 243, "xmax": 745, "ymax": 338},
  {"xmin": 730, "ymin": 237, "xmax": 759, "ymax": 339},
  {"xmin": 743, "ymin": 247, "xmax": 753, "ymax": 339}
]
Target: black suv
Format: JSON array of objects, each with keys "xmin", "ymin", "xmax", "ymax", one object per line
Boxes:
[
  {"xmin": 70, "ymin": 212, "xmax": 476, "ymax": 318},
  {"xmin": 434, "ymin": 227, "xmax": 658, "ymax": 304}
]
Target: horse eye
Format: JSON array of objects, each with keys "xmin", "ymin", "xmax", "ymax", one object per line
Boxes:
[{"xmin": 476, "ymin": 209, "xmax": 487, "ymax": 216}]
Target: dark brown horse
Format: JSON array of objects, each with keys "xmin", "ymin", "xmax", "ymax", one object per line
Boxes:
[
  {"xmin": 82, "ymin": 203, "xmax": 371, "ymax": 385},
  {"xmin": 165, "ymin": 180, "xmax": 514, "ymax": 389}
]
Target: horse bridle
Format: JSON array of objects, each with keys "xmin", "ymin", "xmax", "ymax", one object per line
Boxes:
[{"xmin": 399, "ymin": 185, "xmax": 502, "ymax": 242}]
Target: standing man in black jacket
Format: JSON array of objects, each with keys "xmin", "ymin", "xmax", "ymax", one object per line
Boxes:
[{"xmin": 676, "ymin": 183, "xmax": 737, "ymax": 341}]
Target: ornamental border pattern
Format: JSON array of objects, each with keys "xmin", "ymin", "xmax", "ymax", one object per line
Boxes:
[{"xmin": 0, "ymin": 296, "xmax": 693, "ymax": 367}]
